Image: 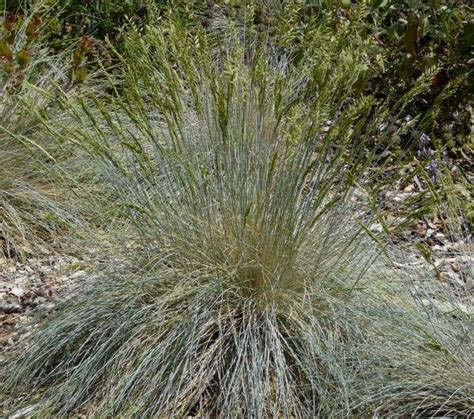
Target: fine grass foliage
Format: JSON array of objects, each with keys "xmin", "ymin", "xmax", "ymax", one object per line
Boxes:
[
  {"xmin": 0, "ymin": 29, "xmax": 72, "ymax": 257},
  {"xmin": 2, "ymin": 17, "xmax": 472, "ymax": 417},
  {"xmin": 0, "ymin": 1, "xmax": 119, "ymax": 258}
]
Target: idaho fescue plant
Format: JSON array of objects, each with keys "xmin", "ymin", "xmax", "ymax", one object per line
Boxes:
[
  {"xmin": 3, "ymin": 19, "xmax": 472, "ymax": 417},
  {"xmin": 0, "ymin": 0, "xmax": 115, "ymax": 259},
  {"xmin": 0, "ymin": 21, "xmax": 72, "ymax": 258}
]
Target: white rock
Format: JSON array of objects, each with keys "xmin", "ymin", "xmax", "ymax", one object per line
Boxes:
[
  {"xmin": 370, "ymin": 223, "xmax": 383, "ymax": 233},
  {"xmin": 10, "ymin": 286, "xmax": 26, "ymax": 298},
  {"xmin": 70, "ymin": 270, "xmax": 86, "ymax": 279}
]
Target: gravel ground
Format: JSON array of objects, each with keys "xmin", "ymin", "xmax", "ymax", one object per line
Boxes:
[{"xmin": 0, "ymin": 252, "xmax": 92, "ymax": 352}]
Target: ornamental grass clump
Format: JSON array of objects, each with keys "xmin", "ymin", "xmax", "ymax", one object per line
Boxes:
[
  {"xmin": 0, "ymin": 38, "xmax": 71, "ymax": 257},
  {"xmin": 0, "ymin": 0, "xmax": 116, "ymax": 258},
  {"xmin": 345, "ymin": 254, "xmax": 473, "ymax": 416},
  {"xmin": 3, "ymin": 20, "xmax": 472, "ymax": 417}
]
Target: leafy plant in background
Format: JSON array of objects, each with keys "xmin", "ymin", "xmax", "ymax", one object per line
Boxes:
[
  {"xmin": 1, "ymin": 7, "xmax": 41, "ymax": 92},
  {"xmin": 366, "ymin": 0, "xmax": 473, "ymax": 159},
  {"xmin": 1, "ymin": 0, "xmax": 114, "ymax": 85}
]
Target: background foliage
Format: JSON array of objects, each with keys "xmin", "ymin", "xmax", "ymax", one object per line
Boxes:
[{"xmin": 2, "ymin": 0, "xmax": 472, "ymax": 195}]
